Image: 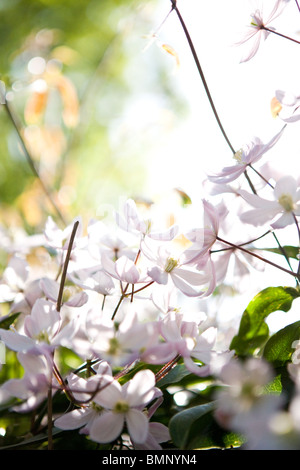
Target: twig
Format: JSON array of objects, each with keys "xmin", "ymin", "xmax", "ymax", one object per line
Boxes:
[
  {"xmin": 56, "ymin": 220, "xmax": 80, "ymax": 312},
  {"xmin": 170, "ymin": 0, "xmax": 235, "ymax": 154}
]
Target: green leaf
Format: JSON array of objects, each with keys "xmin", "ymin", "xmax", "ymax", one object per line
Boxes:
[
  {"xmin": 169, "ymin": 402, "xmax": 216, "ymax": 449},
  {"xmin": 263, "ymin": 320, "xmax": 300, "ymax": 367},
  {"xmin": 169, "ymin": 402, "xmax": 243, "ymax": 449},
  {"xmin": 259, "ymin": 246, "xmax": 300, "ymax": 260},
  {"xmin": 0, "ymin": 312, "xmax": 21, "ymax": 329},
  {"xmin": 156, "ymin": 364, "xmax": 192, "ymax": 388},
  {"xmin": 230, "ymin": 287, "xmax": 300, "ymax": 356}
]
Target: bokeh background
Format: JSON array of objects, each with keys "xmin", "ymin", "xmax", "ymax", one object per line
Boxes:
[{"xmin": 1, "ymin": 0, "xmax": 300, "ymax": 329}]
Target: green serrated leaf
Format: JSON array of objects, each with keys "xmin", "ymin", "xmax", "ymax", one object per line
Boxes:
[
  {"xmin": 230, "ymin": 287, "xmax": 300, "ymax": 356},
  {"xmin": 263, "ymin": 320, "xmax": 300, "ymax": 366}
]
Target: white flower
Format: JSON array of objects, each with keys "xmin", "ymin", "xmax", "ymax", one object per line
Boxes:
[
  {"xmin": 236, "ymin": 0, "xmax": 290, "ymax": 63},
  {"xmin": 239, "ymin": 175, "xmax": 300, "ymax": 229},
  {"xmin": 89, "ymin": 369, "xmax": 161, "ymax": 444}
]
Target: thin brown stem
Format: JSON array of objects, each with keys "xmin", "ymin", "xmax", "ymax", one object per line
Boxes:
[
  {"xmin": 56, "ymin": 220, "xmax": 80, "ymax": 312},
  {"xmin": 170, "ymin": 0, "xmax": 235, "ymax": 154},
  {"xmin": 263, "ymin": 26, "xmax": 300, "ymax": 46},
  {"xmin": 216, "ymin": 235, "xmax": 299, "ymax": 280}
]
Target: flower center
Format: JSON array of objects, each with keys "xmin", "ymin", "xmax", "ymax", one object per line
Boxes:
[
  {"xmin": 164, "ymin": 257, "xmax": 178, "ymax": 273},
  {"xmin": 113, "ymin": 400, "xmax": 130, "ymax": 414},
  {"xmin": 233, "ymin": 148, "xmax": 246, "ymax": 165},
  {"xmin": 108, "ymin": 337, "xmax": 120, "ymax": 356},
  {"xmin": 278, "ymin": 194, "xmax": 295, "ymax": 212}
]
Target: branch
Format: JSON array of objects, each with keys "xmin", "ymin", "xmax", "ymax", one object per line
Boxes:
[{"xmin": 170, "ymin": 0, "xmax": 235, "ymax": 154}]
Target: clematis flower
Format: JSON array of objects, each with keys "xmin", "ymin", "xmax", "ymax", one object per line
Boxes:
[
  {"xmin": 1, "ymin": 349, "xmax": 53, "ymax": 412},
  {"xmin": 0, "ymin": 255, "xmax": 44, "ymax": 314},
  {"xmin": 86, "ymin": 218, "xmax": 137, "ymax": 262},
  {"xmin": 143, "ymin": 310, "xmax": 217, "ymax": 377},
  {"xmin": 272, "ymin": 89, "xmax": 300, "ymax": 123},
  {"xmin": 239, "ymin": 175, "xmax": 300, "ymax": 229},
  {"xmin": 236, "ymin": 0, "xmax": 290, "ymax": 63},
  {"xmin": 141, "ymin": 235, "xmax": 216, "ymax": 298},
  {"xmin": 207, "ymin": 126, "xmax": 285, "ymax": 185},
  {"xmin": 55, "ymin": 361, "xmax": 114, "ymax": 434},
  {"xmin": 132, "ymin": 396, "xmax": 170, "ymax": 450},
  {"xmin": 116, "ymin": 198, "xmax": 178, "ymax": 242},
  {"xmin": 181, "ymin": 199, "xmax": 227, "ymax": 266},
  {"xmin": 86, "ymin": 307, "xmax": 159, "ymax": 367},
  {"xmin": 214, "ymin": 357, "xmax": 275, "ymax": 429},
  {"xmin": 40, "ymin": 277, "xmax": 88, "ymax": 308},
  {"xmin": 89, "ymin": 369, "xmax": 161, "ymax": 444},
  {"xmin": 0, "ymin": 298, "xmax": 78, "ymax": 353},
  {"xmin": 101, "ymin": 252, "xmax": 150, "ymax": 286}
]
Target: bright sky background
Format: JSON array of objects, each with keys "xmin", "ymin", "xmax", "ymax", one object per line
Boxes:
[
  {"xmin": 142, "ymin": 0, "xmax": 300, "ymax": 199},
  {"xmin": 133, "ymin": 0, "xmax": 300, "ymax": 334}
]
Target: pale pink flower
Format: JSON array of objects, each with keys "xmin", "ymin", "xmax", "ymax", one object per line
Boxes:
[
  {"xmin": 236, "ymin": 0, "xmax": 290, "ymax": 63},
  {"xmin": 214, "ymin": 357, "xmax": 274, "ymax": 429},
  {"xmin": 181, "ymin": 199, "xmax": 227, "ymax": 265},
  {"xmin": 101, "ymin": 253, "xmax": 150, "ymax": 285},
  {"xmin": 89, "ymin": 369, "xmax": 161, "ymax": 444},
  {"xmin": 40, "ymin": 277, "xmax": 88, "ymax": 308},
  {"xmin": 86, "ymin": 308, "xmax": 158, "ymax": 367},
  {"xmin": 0, "ymin": 298, "xmax": 78, "ymax": 353},
  {"xmin": 1, "ymin": 350, "xmax": 53, "ymax": 412},
  {"xmin": 132, "ymin": 396, "xmax": 170, "ymax": 450},
  {"xmin": 68, "ymin": 266, "xmax": 116, "ymax": 296},
  {"xmin": 274, "ymin": 89, "xmax": 300, "ymax": 123},
  {"xmin": 0, "ymin": 255, "xmax": 44, "ymax": 314},
  {"xmin": 116, "ymin": 198, "xmax": 178, "ymax": 241},
  {"xmin": 55, "ymin": 362, "xmax": 114, "ymax": 434},
  {"xmin": 207, "ymin": 126, "xmax": 285, "ymax": 185},
  {"xmin": 142, "ymin": 311, "xmax": 217, "ymax": 377},
  {"xmin": 141, "ymin": 236, "xmax": 216, "ymax": 298},
  {"xmin": 239, "ymin": 175, "xmax": 300, "ymax": 229},
  {"xmin": 86, "ymin": 218, "xmax": 137, "ymax": 262}
]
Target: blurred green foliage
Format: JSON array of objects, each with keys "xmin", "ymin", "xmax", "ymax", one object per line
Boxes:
[{"xmin": 0, "ymin": 0, "xmax": 185, "ymax": 232}]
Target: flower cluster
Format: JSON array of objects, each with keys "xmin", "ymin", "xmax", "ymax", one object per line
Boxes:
[{"xmin": 1, "ymin": 0, "xmax": 300, "ymax": 451}]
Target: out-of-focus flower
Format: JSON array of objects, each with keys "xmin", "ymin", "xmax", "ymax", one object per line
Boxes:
[
  {"xmin": 214, "ymin": 357, "xmax": 275, "ymax": 429},
  {"xmin": 116, "ymin": 198, "xmax": 178, "ymax": 242},
  {"xmin": 142, "ymin": 310, "xmax": 217, "ymax": 377},
  {"xmin": 0, "ymin": 255, "xmax": 44, "ymax": 314},
  {"xmin": 236, "ymin": 0, "xmax": 290, "ymax": 63},
  {"xmin": 272, "ymin": 90, "xmax": 300, "ymax": 123},
  {"xmin": 1, "ymin": 350, "xmax": 53, "ymax": 412},
  {"xmin": 86, "ymin": 307, "xmax": 158, "ymax": 367},
  {"xmin": 207, "ymin": 126, "xmax": 285, "ymax": 185},
  {"xmin": 0, "ymin": 298, "xmax": 78, "ymax": 353},
  {"xmin": 239, "ymin": 175, "xmax": 300, "ymax": 229}
]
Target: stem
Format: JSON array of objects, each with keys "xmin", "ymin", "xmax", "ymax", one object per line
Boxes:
[
  {"xmin": 155, "ymin": 354, "xmax": 180, "ymax": 383},
  {"xmin": 263, "ymin": 26, "xmax": 300, "ymax": 46},
  {"xmin": 249, "ymin": 164, "xmax": 274, "ymax": 189},
  {"xmin": 170, "ymin": 0, "xmax": 235, "ymax": 154},
  {"xmin": 296, "ymin": 0, "xmax": 300, "ymax": 13},
  {"xmin": 211, "ymin": 229, "xmax": 271, "ymax": 253},
  {"xmin": 3, "ymin": 99, "xmax": 66, "ymax": 226},
  {"xmin": 216, "ymin": 235, "xmax": 299, "ymax": 280},
  {"xmin": 56, "ymin": 220, "xmax": 80, "ymax": 312},
  {"xmin": 47, "ymin": 385, "xmax": 53, "ymax": 450}
]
